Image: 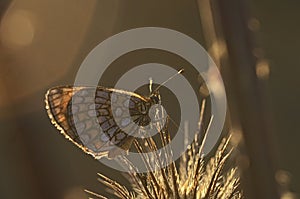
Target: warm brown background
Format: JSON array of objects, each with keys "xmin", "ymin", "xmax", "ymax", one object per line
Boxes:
[{"xmin": 0, "ymin": 1, "xmax": 299, "ymax": 199}]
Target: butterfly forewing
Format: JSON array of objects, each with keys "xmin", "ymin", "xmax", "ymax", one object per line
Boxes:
[{"xmin": 45, "ymin": 86, "xmax": 150, "ymax": 159}]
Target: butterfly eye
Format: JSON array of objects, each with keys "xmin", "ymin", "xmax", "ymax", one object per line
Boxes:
[{"xmin": 150, "ymin": 92, "xmax": 160, "ymax": 104}]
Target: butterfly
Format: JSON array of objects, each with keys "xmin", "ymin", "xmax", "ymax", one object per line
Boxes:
[{"xmin": 45, "ymin": 85, "xmax": 161, "ymax": 159}]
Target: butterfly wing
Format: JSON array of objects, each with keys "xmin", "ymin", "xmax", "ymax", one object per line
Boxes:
[{"xmin": 45, "ymin": 86, "xmax": 148, "ymax": 159}]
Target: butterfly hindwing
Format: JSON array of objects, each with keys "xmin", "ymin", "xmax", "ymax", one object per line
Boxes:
[{"xmin": 45, "ymin": 86, "xmax": 149, "ymax": 159}]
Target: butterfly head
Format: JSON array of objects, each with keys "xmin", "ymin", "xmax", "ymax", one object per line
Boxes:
[{"xmin": 149, "ymin": 91, "xmax": 161, "ymax": 105}]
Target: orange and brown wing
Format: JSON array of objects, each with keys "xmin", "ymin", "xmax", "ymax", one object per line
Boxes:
[{"xmin": 45, "ymin": 86, "xmax": 146, "ymax": 159}]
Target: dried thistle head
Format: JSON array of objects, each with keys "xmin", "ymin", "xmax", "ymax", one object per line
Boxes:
[{"xmin": 86, "ymin": 100, "xmax": 243, "ymax": 199}]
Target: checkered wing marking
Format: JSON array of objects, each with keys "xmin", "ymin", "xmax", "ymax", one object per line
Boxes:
[{"xmin": 45, "ymin": 86, "xmax": 148, "ymax": 159}]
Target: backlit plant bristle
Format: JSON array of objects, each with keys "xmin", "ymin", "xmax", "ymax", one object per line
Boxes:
[{"xmin": 86, "ymin": 100, "xmax": 243, "ymax": 199}]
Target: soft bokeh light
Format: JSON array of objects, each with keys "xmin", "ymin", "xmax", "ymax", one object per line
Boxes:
[
  {"xmin": 230, "ymin": 128, "xmax": 243, "ymax": 147},
  {"xmin": 281, "ymin": 192, "xmax": 297, "ymax": 199},
  {"xmin": 248, "ymin": 18, "xmax": 261, "ymax": 32},
  {"xmin": 63, "ymin": 187, "xmax": 87, "ymax": 199},
  {"xmin": 276, "ymin": 170, "xmax": 292, "ymax": 187},
  {"xmin": 256, "ymin": 59, "xmax": 270, "ymax": 79},
  {"xmin": 210, "ymin": 39, "xmax": 227, "ymax": 61},
  {"xmin": 0, "ymin": 9, "xmax": 35, "ymax": 49},
  {"xmin": 0, "ymin": 0, "xmax": 98, "ymax": 113}
]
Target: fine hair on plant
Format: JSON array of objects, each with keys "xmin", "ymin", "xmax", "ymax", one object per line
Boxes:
[{"xmin": 86, "ymin": 99, "xmax": 243, "ymax": 199}]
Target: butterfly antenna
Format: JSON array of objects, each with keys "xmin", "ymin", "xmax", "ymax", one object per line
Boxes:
[{"xmin": 153, "ymin": 68, "xmax": 184, "ymax": 93}]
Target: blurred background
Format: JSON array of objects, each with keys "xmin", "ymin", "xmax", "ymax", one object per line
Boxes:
[{"xmin": 0, "ymin": 0, "xmax": 299, "ymax": 199}]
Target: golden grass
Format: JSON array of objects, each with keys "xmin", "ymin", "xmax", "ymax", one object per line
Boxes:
[{"xmin": 86, "ymin": 100, "xmax": 243, "ymax": 199}]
